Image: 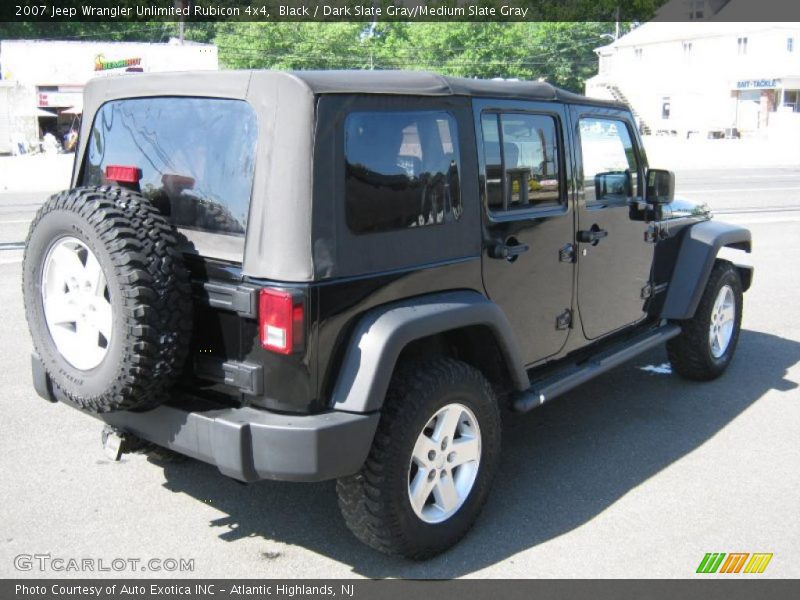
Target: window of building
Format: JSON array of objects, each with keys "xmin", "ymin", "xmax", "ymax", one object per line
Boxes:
[
  {"xmin": 662, "ymin": 98, "xmax": 672, "ymax": 120},
  {"xmin": 687, "ymin": 0, "xmax": 705, "ymax": 19},
  {"xmin": 683, "ymin": 41, "xmax": 693, "ymax": 55},
  {"xmin": 578, "ymin": 118, "xmax": 640, "ymax": 204},
  {"xmin": 634, "ymin": 47, "xmax": 643, "ymax": 59},
  {"xmin": 788, "ymin": 38, "xmax": 795, "ymax": 53},
  {"xmin": 83, "ymin": 98, "xmax": 257, "ymax": 236},
  {"xmin": 481, "ymin": 113, "xmax": 562, "ymax": 212},
  {"xmin": 784, "ymin": 91, "xmax": 800, "ymax": 113},
  {"xmin": 737, "ymin": 37, "xmax": 748, "ymax": 55},
  {"xmin": 344, "ymin": 111, "xmax": 461, "ymax": 234}
]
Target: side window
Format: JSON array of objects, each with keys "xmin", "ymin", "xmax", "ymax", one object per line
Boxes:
[
  {"xmin": 83, "ymin": 98, "xmax": 257, "ymax": 236},
  {"xmin": 344, "ymin": 111, "xmax": 461, "ymax": 234},
  {"xmin": 578, "ymin": 117, "xmax": 640, "ymax": 204},
  {"xmin": 481, "ymin": 112, "xmax": 562, "ymax": 212}
]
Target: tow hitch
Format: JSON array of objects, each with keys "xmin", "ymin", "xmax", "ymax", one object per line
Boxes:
[{"xmin": 101, "ymin": 426, "xmax": 142, "ymax": 461}]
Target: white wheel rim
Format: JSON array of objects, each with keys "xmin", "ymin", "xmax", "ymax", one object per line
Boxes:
[
  {"xmin": 407, "ymin": 402, "xmax": 481, "ymax": 524},
  {"xmin": 709, "ymin": 284, "xmax": 736, "ymax": 359},
  {"xmin": 41, "ymin": 236, "xmax": 113, "ymax": 370}
]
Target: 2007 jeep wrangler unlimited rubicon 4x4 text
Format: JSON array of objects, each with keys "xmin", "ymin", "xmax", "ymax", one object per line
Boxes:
[{"xmin": 23, "ymin": 70, "xmax": 752, "ymax": 559}]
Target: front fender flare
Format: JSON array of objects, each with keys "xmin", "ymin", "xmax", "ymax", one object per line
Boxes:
[
  {"xmin": 330, "ymin": 291, "xmax": 529, "ymax": 413},
  {"xmin": 661, "ymin": 219, "xmax": 751, "ymax": 320}
]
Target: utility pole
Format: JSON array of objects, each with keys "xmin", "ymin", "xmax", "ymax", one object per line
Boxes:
[
  {"xmin": 174, "ymin": 0, "xmax": 190, "ymax": 44},
  {"xmin": 362, "ymin": 21, "xmax": 377, "ymax": 70}
]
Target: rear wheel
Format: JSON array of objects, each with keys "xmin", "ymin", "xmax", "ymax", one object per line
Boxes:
[
  {"xmin": 336, "ymin": 358, "xmax": 501, "ymax": 559},
  {"xmin": 667, "ymin": 261, "xmax": 743, "ymax": 381}
]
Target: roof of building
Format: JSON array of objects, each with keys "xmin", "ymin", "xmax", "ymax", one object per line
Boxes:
[
  {"xmin": 599, "ymin": 12, "xmax": 800, "ymax": 51},
  {"xmin": 654, "ymin": 0, "xmax": 799, "ymax": 21},
  {"xmin": 0, "ymin": 38, "xmax": 215, "ymax": 48}
]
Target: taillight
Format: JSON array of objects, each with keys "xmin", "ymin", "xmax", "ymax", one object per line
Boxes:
[
  {"xmin": 105, "ymin": 165, "xmax": 142, "ymax": 184},
  {"xmin": 259, "ymin": 288, "xmax": 304, "ymax": 355}
]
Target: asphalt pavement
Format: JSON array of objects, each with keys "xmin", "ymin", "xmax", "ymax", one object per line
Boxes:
[
  {"xmin": 0, "ymin": 165, "xmax": 798, "ymax": 578},
  {"xmin": 676, "ymin": 167, "xmax": 800, "ymax": 214}
]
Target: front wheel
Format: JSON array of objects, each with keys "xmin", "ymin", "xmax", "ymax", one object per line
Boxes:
[
  {"xmin": 336, "ymin": 358, "xmax": 501, "ymax": 559},
  {"xmin": 667, "ymin": 261, "xmax": 743, "ymax": 381}
]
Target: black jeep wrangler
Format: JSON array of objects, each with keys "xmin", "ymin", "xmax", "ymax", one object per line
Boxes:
[{"xmin": 23, "ymin": 70, "xmax": 752, "ymax": 559}]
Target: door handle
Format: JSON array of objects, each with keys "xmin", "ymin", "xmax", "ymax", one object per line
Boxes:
[
  {"xmin": 489, "ymin": 241, "xmax": 530, "ymax": 261},
  {"xmin": 577, "ymin": 228, "xmax": 609, "ymax": 244}
]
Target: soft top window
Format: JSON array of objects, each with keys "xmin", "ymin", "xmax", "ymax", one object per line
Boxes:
[
  {"xmin": 344, "ymin": 110, "xmax": 462, "ymax": 234},
  {"xmin": 82, "ymin": 97, "xmax": 257, "ymax": 236}
]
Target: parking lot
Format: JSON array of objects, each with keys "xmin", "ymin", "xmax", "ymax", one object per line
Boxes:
[{"xmin": 0, "ymin": 155, "xmax": 798, "ymax": 578}]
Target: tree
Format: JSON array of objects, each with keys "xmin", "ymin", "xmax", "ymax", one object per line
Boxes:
[
  {"xmin": 215, "ymin": 22, "xmax": 370, "ymax": 69},
  {"xmin": 213, "ymin": 21, "xmax": 623, "ymax": 92},
  {"xmin": 0, "ymin": 21, "xmax": 215, "ymax": 44},
  {"xmin": 1, "ymin": 19, "xmax": 636, "ymax": 93}
]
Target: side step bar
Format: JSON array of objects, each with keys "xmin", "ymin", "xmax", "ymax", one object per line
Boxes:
[{"xmin": 513, "ymin": 324, "xmax": 681, "ymax": 413}]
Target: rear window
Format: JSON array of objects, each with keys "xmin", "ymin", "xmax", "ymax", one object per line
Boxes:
[
  {"xmin": 82, "ymin": 97, "xmax": 257, "ymax": 236},
  {"xmin": 344, "ymin": 110, "xmax": 462, "ymax": 234}
]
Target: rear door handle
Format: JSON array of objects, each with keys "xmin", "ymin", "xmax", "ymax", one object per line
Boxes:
[
  {"xmin": 577, "ymin": 229, "xmax": 609, "ymax": 244},
  {"xmin": 489, "ymin": 241, "xmax": 530, "ymax": 260}
]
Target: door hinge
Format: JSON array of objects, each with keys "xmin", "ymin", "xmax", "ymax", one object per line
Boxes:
[
  {"xmin": 640, "ymin": 283, "xmax": 654, "ymax": 299},
  {"xmin": 194, "ymin": 357, "xmax": 264, "ymax": 396},
  {"xmin": 559, "ymin": 243, "xmax": 576, "ymax": 263},
  {"xmin": 644, "ymin": 224, "xmax": 667, "ymax": 244},
  {"xmin": 556, "ymin": 309, "xmax": 572, "ymax": 330},
  {"xmin": 194, "ymin": 281, "xmax": 258, "ymax": 318}
]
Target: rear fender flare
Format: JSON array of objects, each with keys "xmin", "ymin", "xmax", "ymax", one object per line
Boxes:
[{"xmin": 330, "ymin": 291, "xmax": 529, "ymax": 413}]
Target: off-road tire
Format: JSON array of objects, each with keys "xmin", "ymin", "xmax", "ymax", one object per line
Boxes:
[
  {"xmin": 22, "ymin": 186, "xmax": 192, "ymax": 412},
  {"xmin": 336, "ymin": 357, "xmax": 501, "ymax": 559},
  {"xmin": 667, "ymin": 260, "xmax": 743, "ymax": 381}
]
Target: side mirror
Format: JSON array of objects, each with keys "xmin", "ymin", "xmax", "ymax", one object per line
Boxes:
[{"xmin": 646, "ymin": 169, "xmax": 675, "ymax": 204}]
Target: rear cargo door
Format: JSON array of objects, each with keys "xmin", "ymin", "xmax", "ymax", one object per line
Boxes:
[{"xmin": 80, "ymin": 96, "xmax": 259, "ymax": 403}]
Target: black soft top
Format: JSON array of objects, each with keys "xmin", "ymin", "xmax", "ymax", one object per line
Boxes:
[
  {"xmin": 77, "ymin": 69, "xmax": 625, "ymax": 281},
  {"xmin": 290, "ymin": 69, "xmax": 624, "ymax": 108}
]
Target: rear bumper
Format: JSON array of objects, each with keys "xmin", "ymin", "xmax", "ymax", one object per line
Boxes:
[
  {"xmin": 32, "ymin": 355, "xmax": 379, "ymax": 483},
  {"xmin": 101, "ymin": 403, "xmax": 379, "ymax": 483}
]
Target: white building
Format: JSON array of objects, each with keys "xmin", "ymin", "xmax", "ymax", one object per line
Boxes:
[
  {"xmin": 0, "ymin": 39, "xmax": 218, "ymax": 154},
  {"xmin": 586, "ymin": 19, "xmax": 800, "ymax": 138}
]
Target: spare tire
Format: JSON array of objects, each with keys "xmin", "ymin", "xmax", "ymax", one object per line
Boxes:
[{"xmin": 22, "ymin": 186, "xmax": 192, "ymax": 413}]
